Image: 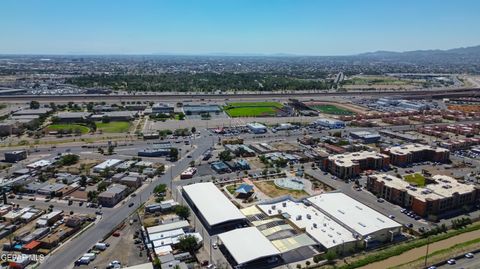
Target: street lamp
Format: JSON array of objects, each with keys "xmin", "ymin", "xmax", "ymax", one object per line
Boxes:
[{"xmin": 424, "ymin": 236, "xmax": 430, "ymax": 267}]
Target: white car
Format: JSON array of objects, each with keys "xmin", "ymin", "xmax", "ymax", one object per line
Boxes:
[
  {"xmin": 465, "ymin": 252, "xmax": 474, "ymax": 258},
  {"xmin": 447, "ymin": 258, "xmax": 456, "ymax": 265}
]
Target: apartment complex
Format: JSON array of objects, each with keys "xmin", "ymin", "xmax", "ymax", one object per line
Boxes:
[
  {"xmin": 324, "ymin": 151, "xmax": 390, "ymax": 179},
  {"xmin": 382, "ymin": 144, "xmax": 449, "ymax": 167},
  {"xmin": 367, "ymin": 174, "xmax": 479, "ymax": 217}
]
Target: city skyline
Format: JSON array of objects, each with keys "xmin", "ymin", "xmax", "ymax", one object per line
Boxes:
[{"xmin": 1, "ymin": 0, "xmax": 480, "ymax": 55}]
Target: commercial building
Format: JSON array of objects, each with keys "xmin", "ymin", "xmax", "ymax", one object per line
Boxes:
[
  {"xmin": 211, "ymin": 161, "xmax": 232, "ymax": 174},
  {"xmin": 247, "ymin": 123, "xmax": 268, "ymax": 134},
  {"xmin": 151, "ymin": 103, "xmax": 174, "ymax": 114},
  {"xmin": 218, "ymin": 227, "xmax": 281, "ymax": 267},
  {"xmin": 383, "ymin": 144, "xmax": 450, "ymax": 167},
  {"xmin": 307, "ymin": 193, "xmax": 401, "ymax": 245},
  {"xmin": 98, "ymin": 184, "xmax": 127, "ymax": 207},
  {"xmin": 183, "ymin": 104, "xmax": 221, "ymax": 115},
  {"xmin": 4, "ymin": 150, "xmax": 27, "ymax": 163},
  {"xmin": 313, "ymin": 118, "xmax": 345, "ymax": 129},
  {"xmin": 182, "ymin": 182, "xmax": 246, "ymax": 231},
  {"xmin": 367, "ymin": 174, "xmax": 480, "ymax": 217},
  {"xmin": 138, "ymin": 148, "xmax": 170, "ymax": 157},
  {"xmin": 324, "ymin": 151, "xmax": 390, "ymax": 179},
  {"xmin": 91, "ymin": 111, "xmax": 137, "ymax": 121},
  {"xmin": 350, "ymin": 131, "xmax": 381, "ymax": 144},
  {"xmin": 257, "ymin": 198, "xmax": 357, "ymax": 253},
  {"xmin": 180, "ymin": 167, "xmax": 196, "ymax": 179},
  {"xmin": 12, "ymin": 108, "xmax": 52, "ymax": 117},
  {"xmin": 93, "ymin": 159, "xmax": 123, "ymax": 173},
  {"xmin": 54, "ymin": 112, "xmax": 92, "ymax": 123}
]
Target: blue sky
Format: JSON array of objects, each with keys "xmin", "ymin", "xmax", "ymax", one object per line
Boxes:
[{"xmin": 1, "ymin": 0, "xmax": 479, "ymax": 55}]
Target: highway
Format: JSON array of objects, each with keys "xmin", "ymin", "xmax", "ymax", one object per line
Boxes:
[
  {"xmin": 0, "ymin": 87, "xmax": 479, "ymax": 103},
  {"xmin": 437, "ymin": 254, "xmax": 480, "ymax": 269},
  {"xmin": 38, "ymin": 131, "xmax": 212, "ymax": 269}
]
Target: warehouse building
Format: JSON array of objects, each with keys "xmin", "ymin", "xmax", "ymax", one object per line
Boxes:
[
  {"xmin": 350, "ymin": 131, "xmax": 381, "ymax": 144},
  {"xmin": 151, "ymin": 103, "xmax": 175, "ymax": 114},
  {"xmin": 383, "ymin": 144, "xmax": 450, "ymax": 167},
  {"xmin": 182, "ymin": 182, "xmax": 246, "ymax": 231},
  {"xmin": 324, "ymin": 151, "xmax": 390, "ymax": 179},
  {"xmin": 367, "ymin": 174, "xmax": 480, "ymax": 218},
  {"xmin": 4, "ymin": 150, "xmax": 27, "ymax": 163},
  {"xmin": 218, "ymin": 227, "xmax": 281, "ymax": 268},
  {"xmin": 307, "ymin": 193, "xmax": 401, "ymax": 246},
  {"xmin": 93, "ymin": 159, "xmax": 123, "ymax": 173},
  {"xmin": 183, "ymin": 104, "xmax": 221, "ymax": 115},
  {"xmin": 313, "ymin": 118, "xmax": 345, "ymax": 129},
  {"xmin": 247, "ymin": 123, "xmax": 268, "ymax": 134}
]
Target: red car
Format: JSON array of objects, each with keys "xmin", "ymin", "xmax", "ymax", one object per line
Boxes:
[{"xmin": 112, "ymin": 232, "xmax": 120, "ymax": 237}]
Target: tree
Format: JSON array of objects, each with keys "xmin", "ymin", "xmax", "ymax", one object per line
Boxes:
[
  {"xmin": 80, "ymin": 175, "xmax": 87, "ymax": 187},
  {"xmin": 178, "ymin": 112, "xmax": 185, "ymax": 120},
  {"xmin": 170, "ymin": 148, "xmax": 179, "ymax": 161},
  {"xmin": 177, "ymin": 235, "xmax": 198, "ymax": 253},
  {"xmin": 97, "ymin": 181, "xmax": 109, "ymax": 192},
  {"xmin": 153, "ymin": 184, "xmax": 167, "ymax": 194},
  {"xmin": 30, "ymin": 101, "xmax": 40, "ymax": 109},
  {"xmin": 155, "ymin": 164, "xmax": 165, "ymax": 175},
  {"xmin": 58, "ymin": 154, "xmax": 80, "ymax": 166},
  {"xmin": 174, "ymin": 205, "xmax": 190, "ymax": 219},
  {"xmin": 219, "ymin": 150, "xmax": 232, "ymax": 162},
  {"xmin": 87, "ymin": 191, "xmax": 98, "ymax": 202}
]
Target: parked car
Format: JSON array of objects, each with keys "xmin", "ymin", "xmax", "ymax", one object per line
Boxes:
[{"xmin": 447, "ymin": 258, "xmax": 456, "ymax": 265}]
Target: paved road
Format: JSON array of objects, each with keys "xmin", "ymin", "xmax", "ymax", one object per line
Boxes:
[
  {"xmin": 38, "ymin": 132, "xmax": 212, "ymax": 269},
  {"xmin": 437, "ymin": 255, "xmax": 480, "ymax": 269},
  {"xmin": 1, "ymin": 87, "xmax": 479, "ymax": 103}
]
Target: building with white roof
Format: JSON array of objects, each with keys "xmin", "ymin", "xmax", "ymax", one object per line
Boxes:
[
  {"xmin": 93, "ymin": 159, "xmax": 123, "ymax": 173},
  {"xmin": 182, "ymin": 182, "xmax": 246, "ymax": 230},
  {"xmin": 218, "ymin": 227, "xmax": 281, "ymax": 266},
  {"xmin": 257, "ymin": 198, "xmax": 358, "ymax": 251},
  {"xmin": 307, "ymin": 193, "xmax": 401, "ymax": 244},
  {"xmin": 26, "ymin": 159, "xmax": 52, "ymax": 169},
  {"xmin": 368, "ymin": 174, "xmax": 479, "ymax": 217}
]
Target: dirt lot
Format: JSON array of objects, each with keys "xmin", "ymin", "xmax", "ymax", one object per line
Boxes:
[{"xmin": 88, "ymin": 215, "xmax": 149, "ymax": 268}]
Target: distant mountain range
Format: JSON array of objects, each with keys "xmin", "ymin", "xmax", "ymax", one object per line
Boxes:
[{"xmin": 356, "ymin": 45, "xmax": 480, "ymax": 59}]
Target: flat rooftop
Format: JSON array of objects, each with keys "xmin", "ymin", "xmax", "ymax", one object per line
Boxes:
[
  {"xmin": 183, "ymin": 182, "xmax": 246, "ymax": 227},
  {"xmin": 386, "ymin": 143, "xmax": 449, "ymax": 156},
  {"xmin": 307, "ymin": 192, "xmax": 401, "ymax": 237},
  {"xmin": 328, "ymin": 151, "xmax": 388, "ymax": 167},
  {"xmin": 218, "ymin": 227, "xmax": 280, "ymax": 265},
  {"xmin": 257, "ymin": 199, "xmax": 357, "ymax": 249}
]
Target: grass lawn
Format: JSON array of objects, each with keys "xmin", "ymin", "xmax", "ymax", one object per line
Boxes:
[
  {"xmin": 224, "ymin": 102, "xmax": 283, "ymax": 117},
  {"xmin": 226, "ymin": 184, "xmax": 237, "ymax": 194},
  {"xmin": 310, "ymin": 104, "xmax": 355, "ymax": 115},
  {"xmin": 95, "ymin": 121, "xmax": 131, "ymax": 133},
  {"xmin": 403, "ymin": 173, "xmax": 426, "ymax": 187},
  {"xmin": 254, "ymin": 180, "xmax": 308, "ymax": 199},
  {"xmin": 46, "ymin": 124, "xmax": 90, "ymax": 134}
]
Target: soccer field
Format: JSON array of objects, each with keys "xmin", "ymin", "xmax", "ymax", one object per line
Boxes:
[
  {"xmin": 224, "ymin": 102, "xmax": 283, "ymax": 117},
  {"xmin": 46, "ymin": 124, "xmax": 90, "ymax": 134},
  {"xmin": 95, "ymin": 121, "xmax": 131, "ymax": 133},
  {"xmin": 310, "ymin": 104, "xmax": 355, "ymax": 115}
]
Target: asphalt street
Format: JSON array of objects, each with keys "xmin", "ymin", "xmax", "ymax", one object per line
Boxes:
[{"xmin": 38, "ymin": 131, "xmax": 212, "ymax": 269}]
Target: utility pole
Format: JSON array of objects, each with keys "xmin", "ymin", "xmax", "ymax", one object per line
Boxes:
[{"xmin": 424, "ymin": 236, "xmax": 430, "ymax": 267}]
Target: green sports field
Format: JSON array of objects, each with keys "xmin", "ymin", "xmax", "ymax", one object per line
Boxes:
[
  {"xmin": 310, "ymin": 104, "xmax": 355, "ymax": 115},
  {"xmin": 95, "ymin": 121, "xmax": 131, "ymax": 133},
  {"xmin": 224, "ymin": 102, "xmax": 283, "ymax": 117},
  {"xmin": 46, "ymin": 124, "xmax": 90, "ymax": 134}
]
